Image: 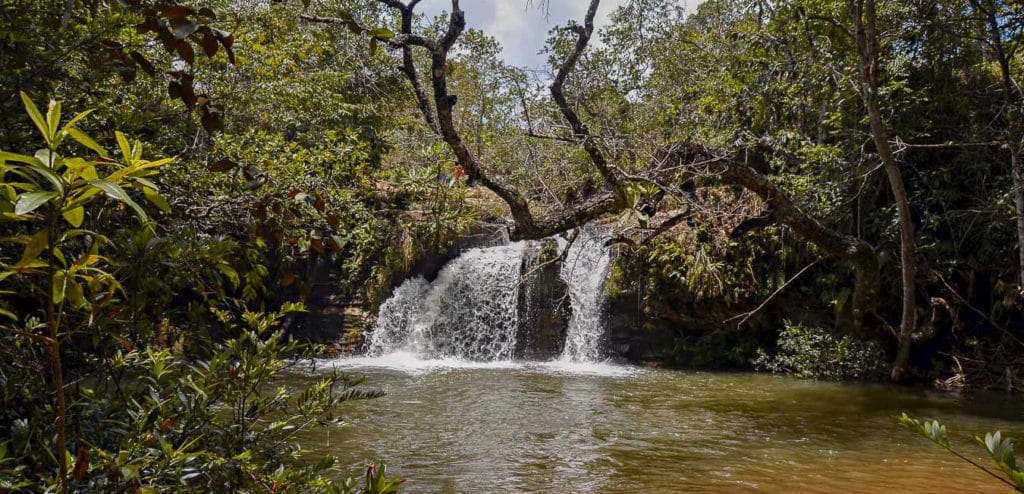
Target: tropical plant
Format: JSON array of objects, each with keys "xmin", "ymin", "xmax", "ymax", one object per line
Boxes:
[
  {"xmin": 899, "ymin": 413, "xmax": 1024, "ymax": 492},
  {"xmin": 0, "ymin": 92, "xmax": 172, "ymax": 492}
]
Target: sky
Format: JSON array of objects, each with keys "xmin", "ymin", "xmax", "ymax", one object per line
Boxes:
[{"xmin": 418, "ymin": 0, "xmax": 693, "ymax": 68}]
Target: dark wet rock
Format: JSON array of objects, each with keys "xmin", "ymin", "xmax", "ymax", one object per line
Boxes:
[{"xmin": 515, "ymin": 238, "xmax": 570, "ymax": 360}]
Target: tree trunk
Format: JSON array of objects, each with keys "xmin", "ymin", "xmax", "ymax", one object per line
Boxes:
[
  {"xmin": 978, "ymin": 0, "xmax": 1024, "ymax": 288},
  {"xmin": 849, "ymin": 0, "xmax": 917, "ymax": 381},
  {"xmin": 1013, "ymin": 147, "xmax": 1024, "ymax": 288}
]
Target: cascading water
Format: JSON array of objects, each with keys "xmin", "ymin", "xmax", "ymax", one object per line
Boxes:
[
  {"xmin": 362, "ymin": 224, "xmax": 613, "ymax": 368},
  {"xmin": 365, "ymin": 242, "xmax": 525, "ymax": 361},
  {"xmin": 558, "ymin": 225, "xmax": 611, "ymax": 362}
]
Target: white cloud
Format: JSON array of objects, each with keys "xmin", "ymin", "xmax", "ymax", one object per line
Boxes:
[{"xmin": 418, "ymin": 0, "xmax": 692, "ymax": 68}]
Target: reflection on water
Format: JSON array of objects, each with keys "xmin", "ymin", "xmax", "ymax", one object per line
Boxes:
[{"xmin": 285, "ymin": 359, "xmax": 1024, "ymax": 493}]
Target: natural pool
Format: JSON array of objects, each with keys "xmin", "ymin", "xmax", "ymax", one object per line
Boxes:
[{"xmin": 286, "ymin": 355, "xmax": 1024, "ymax": 493}]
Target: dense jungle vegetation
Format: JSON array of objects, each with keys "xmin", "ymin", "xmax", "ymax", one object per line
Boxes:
[{"xmin": 2, "ymin": 0, "xmax": 1024, "ymax": 491}]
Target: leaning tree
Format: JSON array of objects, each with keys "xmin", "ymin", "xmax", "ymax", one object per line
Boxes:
[{"xmin": 305, "ymin": 0, "xmax": 891, "ymax": 373}]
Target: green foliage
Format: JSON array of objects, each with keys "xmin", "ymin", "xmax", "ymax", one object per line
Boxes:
[
  {"xmin": 0, "ymin": 94, "xmax": 400, "ymax": 492},
  {"xmin": 754, "ymin": 321, "xmax": 885, "ymax": 381},
  {"xmin": 899, "ymin": 414, "xmax": 1024, "ymax": 492},
  {"xmin": 66, "ymin": 305, "xmax": 398, "ymax": 492}
]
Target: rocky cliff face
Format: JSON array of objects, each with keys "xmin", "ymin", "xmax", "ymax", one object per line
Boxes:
[{"xmin": 515, "ymin": 238, "xmax": 570, "ymax": 360}]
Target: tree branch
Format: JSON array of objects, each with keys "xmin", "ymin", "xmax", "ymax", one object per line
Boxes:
[{"xmin": 549, "ymin": 0, "xmax": 623, "ymax": 198}]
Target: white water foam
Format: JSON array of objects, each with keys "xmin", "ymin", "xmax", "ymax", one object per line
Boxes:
[
  {"xmin": 347, "ymin": 224, "xmax": 630, "ymax": 377},
  {"xmin": 365, "ymin": 242, "xmax": 525, "ymax": 361},
  {"xmin": 559, "ymin": 224, "xmax": 612, "ymax": 363},
  {"xmin": 323, "ymin": 353, "xmax": 636, "ymax": 377},
  {"xmin": 327, "ymin": 351, "xmax": 523, "ymax": 375}
]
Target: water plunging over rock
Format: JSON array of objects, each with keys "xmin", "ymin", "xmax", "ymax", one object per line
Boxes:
[
  {"xmin": 559, "ymin": 225, "xmax": 612, "ymax": 362},
  {"xmin": 366, "ymin": 242, "xmax": 525, "ymax": 361},
  {"xmin": 365, "ymin": 224, "xmax": 612, "ymax": 363}
]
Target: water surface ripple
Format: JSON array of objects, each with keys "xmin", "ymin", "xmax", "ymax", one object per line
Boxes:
[{"xmin": 289, "ymin": 362, "xmax": 1024, "ymax": 493}]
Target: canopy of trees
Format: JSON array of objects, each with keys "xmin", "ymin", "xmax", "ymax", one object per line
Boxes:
[{"xmin": 1, "ymin": 0, "xmax": 1024, "ymax": 490}]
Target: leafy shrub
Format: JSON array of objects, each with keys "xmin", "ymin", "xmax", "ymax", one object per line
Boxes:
[
  {"xmin": 0, "ymin": 94, "xmax": 401, "ymax": 493},
  {"xmin": 753, "ymin": 320, "xmax": 885, "ymax": 380}
]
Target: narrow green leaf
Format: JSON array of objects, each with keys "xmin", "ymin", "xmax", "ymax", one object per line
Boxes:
[
  {"xmin": 0, "ymin": 151, "xmax": 38, "ymax": 165},
  {"xmin": 133, "ymin": 177, "xmax": 159, "ymax": 190},
  {"xmin": 15, "ymin": 191, "xmax": 59, "ymax": 215},
  {"xmin": 46, "ymin": 100, "xmax": 61, "ymax": 143},
  {"xmin": 19, "ymin": 92, "xmax": 49, "ymax": 143},
  {"xmin": 67, "ymin": 128, "xmax": 107, "ymax": 158},
  {"xmin": 88, "ymin": 179, "xmax": 148, "ymax": 221},
  {"xmin": 115, "ymin": 131, "xmax": 132, "ymax": 163},
  {"xmin": 62, "ymin": 206, "xmax": 85, "ymax": 227},
  {"xmin": 62, "ymin": 108, "xmax": 95, "ymax": 131},
  {"xmin": 53, "ymin": 271, "xmax": 66, "ymax": 304},
  {"xmin": 142, "ymin": 187, "xmax": 171, "ymax": 213}
]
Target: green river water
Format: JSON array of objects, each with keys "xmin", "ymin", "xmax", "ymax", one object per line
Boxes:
[{"xmin": 286, "ymin": 357, "xmax": 1024, "ymax": 493}]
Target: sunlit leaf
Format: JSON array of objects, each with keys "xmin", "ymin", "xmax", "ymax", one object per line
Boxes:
[
  {"xmin": 143, "ymin": 187, "xmax": 171, "ymax": 213},
  {"xmin": 115, "ymin": 131, "xmax": 133, "ymax": 163},
  {"xmin": 88, "ymin": 179, "xmax": 148, "ymax": 220},
  {"xmin": 46, "ymin": 100, "xmax": 62, "ymax": 143},
  {"xmin": 62, "ymin": 206, "xmax": 85, "ymax": 227},
  {"xmin": 15, "ymin": 191, "xmax": 59, "ymax": 215},
  {"xmin": 20, "ymin": 92, "xmax": 49, "ymax": 142},
  {"xmin": 67, "ymin": 128, "xmax": 107, "ymax": 158}
]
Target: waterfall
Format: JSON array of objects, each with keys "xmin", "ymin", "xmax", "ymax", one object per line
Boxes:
[
  {"xmin": 559, "ymin": 224, "xmax": 611, "ymax": 362},
  {"xmin": 364, "ymin": 224, "xmax": 612, "ymax": 365},
  {"xmin": 366, "ymin": 242, "xmax": 525, "ymax": 361}
]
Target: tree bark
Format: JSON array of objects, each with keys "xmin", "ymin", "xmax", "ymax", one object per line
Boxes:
[{"xmin": 848, "ymin": 0, "xmax": 917, "ymax": 381}]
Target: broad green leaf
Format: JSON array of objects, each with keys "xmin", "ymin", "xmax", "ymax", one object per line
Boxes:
[
  {"xmin": 20, "ymin": 92, "xmax": 49, "ymax": 142},
  {"xmin": 67, "ymin": 128, "xmax": 107, "ymax": 157},
  {"xmin": 88, "ymin": 179, "xmax": 148, "ymax": 220},
  {"xmin": 15, "ymin": 191, "xmax": 59, "ymax": 215},
  {"xmin": 34, "ymin": 149, "xmax": 58, "ymax": 167},
  {"xmin": 7, "ymin": 164, "xmax": 64, "ymax": 193},
  {"xmin": 142, "ymin": 187, "xmax": 171, "ymax": 213},
  {"xmin": 62, "ymin": 206, "xmax": 85, "ymax": 227},
  {"xmin": 45, "ymin": 100, "xmax": 61, "ymax": 142},
  {"xmin": 14, "ymin": 230, "xmax": 48, "ymax": 269},
  {"xmin": 66, "ymin": 279, "xmax": 86, "ymax": 308},
  {"xmin": 173, "ymin": 20, "xmax": 200, "ymax": 39},
  {"xmin": 64, "ymin": 158, "xmax": 99, "ymax": 182},
  {"xmin": 369, "ymin": 27, "xmax": 394, "ymax": 39},
  {"xmin": 215, "ymin": 263, "xmax": 239, "ymax": 288}
]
